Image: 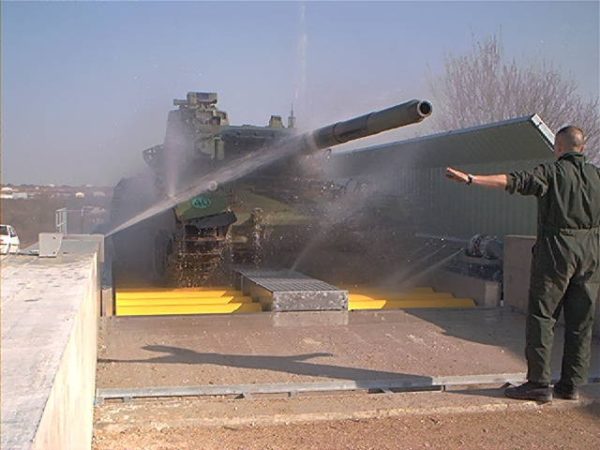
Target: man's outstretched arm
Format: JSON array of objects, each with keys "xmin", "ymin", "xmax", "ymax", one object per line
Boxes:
[{"xmin": 446, "ymin": 167, "xmax": 508, "ymax": 189}]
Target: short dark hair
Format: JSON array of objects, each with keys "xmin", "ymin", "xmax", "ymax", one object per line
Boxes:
[{"xmin": 556, "ymin": 126, "xmax": 585, "ymax": 149}]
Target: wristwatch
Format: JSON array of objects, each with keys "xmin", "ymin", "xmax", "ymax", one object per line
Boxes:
[{"xmin": 466, "ymin": 174, "xmax": 474, "ymax": 185}]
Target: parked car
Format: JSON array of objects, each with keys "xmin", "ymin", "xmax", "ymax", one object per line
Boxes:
[{"xmin": 1, "ymin": 224, "xmax": 20, "ymax": 254}]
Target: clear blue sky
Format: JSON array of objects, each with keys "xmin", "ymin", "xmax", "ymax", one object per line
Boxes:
[{"xmin": 2, "ymin": 1, "xmax": 598, "ymax": 185}]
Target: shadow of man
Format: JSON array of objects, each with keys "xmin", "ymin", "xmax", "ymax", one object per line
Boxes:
[{"xmin": 100, "ymin": 344, "xmax": 431, "ymax": 388}]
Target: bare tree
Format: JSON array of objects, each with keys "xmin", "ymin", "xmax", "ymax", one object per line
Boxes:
[{"xmin": 428, "ymin": 35, "xmax": 599, "ymax": 162}]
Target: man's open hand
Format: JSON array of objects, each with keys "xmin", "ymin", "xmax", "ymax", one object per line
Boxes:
[{"xmin": 446, "ymin": 167, "xmax": 469, "ymax": 183}]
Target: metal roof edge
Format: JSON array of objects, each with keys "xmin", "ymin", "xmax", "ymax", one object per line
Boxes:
[
  {"xmin": 334, "ymin": 114, "xmax": 553, "ymax": 156},
  {"xmin": 529, "ymin": 114, "xmax": 555, "ymax": 150}
]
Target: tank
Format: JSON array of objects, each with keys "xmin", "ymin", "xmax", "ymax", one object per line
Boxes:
[{"xmin": 110, "ymin": 92, "xmax": 432, "ymax": 287}]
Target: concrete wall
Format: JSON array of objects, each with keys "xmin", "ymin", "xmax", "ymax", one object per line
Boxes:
[
  {"xmin": 430, "ymin": 270, "xmax": 501, "ymax": 307},
  {"xmin": 1, "ymin": 237, "xmax": 100, "ymax": 450},
  {"xmin": 32, "ymin": 254, "xmax": 98, "ymax": 450},
  {"xmin": 504, "ymin": 235, "xmax": 600, "ymax": 337}
]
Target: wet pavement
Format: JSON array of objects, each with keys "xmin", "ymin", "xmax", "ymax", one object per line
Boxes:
[{"xmin": 97, "ymin": 308, "xmax": 600, "ymax": 388}]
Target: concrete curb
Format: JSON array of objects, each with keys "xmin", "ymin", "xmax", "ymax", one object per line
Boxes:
[{"xmin": 95, "ymin": 385, "xmax": 600, "ymax": 432}]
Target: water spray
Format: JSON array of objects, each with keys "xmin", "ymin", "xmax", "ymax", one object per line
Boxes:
[{"xmin": 106, "ymin": 99, "xmax": 432, "ymax": 237}]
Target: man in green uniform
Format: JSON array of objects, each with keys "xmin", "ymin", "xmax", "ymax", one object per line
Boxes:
[{"xmin": 446, "ymin": 126, "xmax": 599, "ymax": 402}]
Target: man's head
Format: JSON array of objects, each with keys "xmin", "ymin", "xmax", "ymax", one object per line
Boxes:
[{"xmin": 554, "ymin": 126, "xmax": 586, "ymax": 157}]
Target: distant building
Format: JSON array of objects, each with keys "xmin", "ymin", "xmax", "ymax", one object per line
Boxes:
[{"xmin": 75, "ymin": 192, "xmax": 85, "ymax": 199}]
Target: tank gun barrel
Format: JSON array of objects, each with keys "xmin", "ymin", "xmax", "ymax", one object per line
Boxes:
[{"xmin": 309, "ymin": 99, "xmax": 432, "ymax": 150}]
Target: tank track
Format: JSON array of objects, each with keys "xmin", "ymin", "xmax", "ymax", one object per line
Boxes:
[
  {"xmin": 165, "ymin": 228, "xmax": 228, "ymax": 287},
  {"xmin": 165, "ymin": 213, "xmax": 268, "ymax": 287}
]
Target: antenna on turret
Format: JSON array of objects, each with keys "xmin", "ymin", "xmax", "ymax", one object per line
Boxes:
[{"xmin": 288, "ymin": 104, "xmax": 296, "ymax": 129}]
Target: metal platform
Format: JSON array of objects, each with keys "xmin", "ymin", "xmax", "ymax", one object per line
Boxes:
[{"xmin": 236, "ymin": 269, "xmax": 348, "ymax": 312}]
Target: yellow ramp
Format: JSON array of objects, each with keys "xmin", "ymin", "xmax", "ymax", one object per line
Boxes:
[
  {"xmin": 349, "ymin": 293, "xmax": 454, "ymax": 302},
  {"xmin": 115, "ymin": 287, "xmax": 262, "ymax": 316},
  {"xmin": 349, "ymin": 298, "xmax": 476, "ymax": 310},
  {"xmin": 117, "ymin": 302, "xmax": 262, "ymax": 317},
  {"xmin": 117, "ymin": 296, "xmax": 254, "ymax": 306},
  {"xmin": 114, "ymin": 285, "xmax": 475, "ymax": 315},
  {"xmin": 117, "ymin": 289, "xmax": 240, "ymax": 299},
  {"xmin": 348, "ymin": 287, "xmax": 476, "ymax": 310}
]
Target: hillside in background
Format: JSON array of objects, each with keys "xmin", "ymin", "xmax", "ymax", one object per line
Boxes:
[{"xmin": 1, "ymin": 195, "xmax": 111, "ymax": 247}]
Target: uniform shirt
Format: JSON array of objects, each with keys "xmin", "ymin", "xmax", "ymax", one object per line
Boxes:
[{"xmin": 506, "ymin": 152, "xmax": 600, "ymax": 235}]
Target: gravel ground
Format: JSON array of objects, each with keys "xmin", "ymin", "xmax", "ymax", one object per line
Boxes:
[
  {"xmin": 95, "ymin": 311, "xmax": 600, "ymax": 449},
  {"xmin": 93, "ymin": 402, "xmax": 600, "ymax": 450},
  {"xmin": 97, "ymin": 311, "xmax": 600, "ymax": 390}
]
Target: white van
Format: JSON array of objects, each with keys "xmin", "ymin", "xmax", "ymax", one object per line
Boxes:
[{"xmin": 1, "ymin": 224, "xmax": 20, "ymax": 254}]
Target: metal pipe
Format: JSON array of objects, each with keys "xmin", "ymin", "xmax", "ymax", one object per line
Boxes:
[{"xmin": 415, "ymin": 233, "xmax": 469, "ymax": 245}]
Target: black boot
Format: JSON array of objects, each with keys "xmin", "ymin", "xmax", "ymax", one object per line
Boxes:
[
  {"xmin": 553, "ymin": 382, "xmax": 579, "ymax": 400},
  {"xmin": 504, "ymin": 381, "xmax": 552, "ymax": 403}
]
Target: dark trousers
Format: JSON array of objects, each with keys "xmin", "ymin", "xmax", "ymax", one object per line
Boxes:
[{"xmin": 525, "ymin": 232, "xmax": 599, "ymax": 386}]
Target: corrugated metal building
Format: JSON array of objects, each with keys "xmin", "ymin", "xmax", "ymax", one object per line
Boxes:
[{"xmin": 329, "ymin": 115, "xmax": 556, "ymax": 238}]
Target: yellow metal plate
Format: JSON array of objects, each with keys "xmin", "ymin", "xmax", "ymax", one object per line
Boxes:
[
  {"xmin": 116, "ymin": 296, "xmax": 254, "ymax": 306},
  {"xmin": 349, "ymin": 298, "xmax": 475, "ymax": 310},
  {"xmin": 348, "ymin": 293, "xmax": 454, "ymax": 301},
  {"xmin": 116, "ymin": 302, "xmax": 262, "ymax": 316},
  {"xmin": 116, "ymin": 290, "xmax": 242, "ymax": 299},
  {"xmin": 114, "ymin": 285, "xmax": 474, "ymax": 316}
]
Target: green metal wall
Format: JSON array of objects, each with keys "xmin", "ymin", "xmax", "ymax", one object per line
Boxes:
[
  {"xmin": 394, "ymin": 159, "xmax": 549, "ymax": 238},
  {"xmin": 328, "ymin": 115, "xmax": 556, "ymax": 240}
]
